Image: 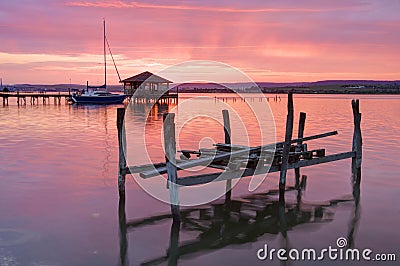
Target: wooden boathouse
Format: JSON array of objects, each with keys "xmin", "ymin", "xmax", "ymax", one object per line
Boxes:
[{"xmin": 121, "ymin": 71, "xmax": 178, "ymax": 101}]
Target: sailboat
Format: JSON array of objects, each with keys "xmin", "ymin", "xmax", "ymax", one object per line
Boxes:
[{"xmin": 72, "ymin": 20, "xmax": 127, "ymax": 104}]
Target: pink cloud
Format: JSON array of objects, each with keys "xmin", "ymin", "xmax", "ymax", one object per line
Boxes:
[
  {"xmin": 0, "ymin": 0, "xmax": 399, "ymax": 83},
  {"xmin": 66, "ymin": 1, "xmax": 324, "ymax": 13}
]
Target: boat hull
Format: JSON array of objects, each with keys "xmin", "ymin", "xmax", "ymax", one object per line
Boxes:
[{"xmin": 72, "ymin": 94, "xmax": 126, "ymax": 104}]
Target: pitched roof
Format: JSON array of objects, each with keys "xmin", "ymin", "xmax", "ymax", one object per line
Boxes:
[{"xmin": 121, "ymin": 71, "xmax": 172, "ymax": 83}]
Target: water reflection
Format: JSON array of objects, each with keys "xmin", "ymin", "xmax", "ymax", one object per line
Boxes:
[
  {"xmin": 127, "ymin": 101, "xmax": 177, "ymax": 123},
  {"xmin": 118, "ymin": 180, "xmax": 361, "ymax": 265}
]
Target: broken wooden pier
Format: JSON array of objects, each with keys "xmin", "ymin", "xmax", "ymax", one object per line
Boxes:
[{"xmin": 117, "ymin": 93, "xmax": 362, "ymax": 223}]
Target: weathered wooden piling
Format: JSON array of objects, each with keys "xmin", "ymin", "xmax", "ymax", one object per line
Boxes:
[
  {"xmin": 295, "ymin": 112, "xmax": 306, "ymax": 189},
  {"xmin": 351, "ymin": 99, "xmax": 362, "ymax": 194},
  {"xmin": 222, "ymin": 109, "xmax": 232, "ymax": 202},
  {"xmin": 163, "ymin": 113, "xmax": 181, "ymax": 222},
  {"xmin": 279, "ymin": 93, "xmax": 294, "ymax": 194},
  {"xmin": 117, "ymin": 108, "xmax": 127, "ymax": 197}
]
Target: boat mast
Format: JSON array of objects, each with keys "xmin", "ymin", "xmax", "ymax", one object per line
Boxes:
[{"xmin": 104, "ymin": 19, "xmax": 106, "ymax": 89}]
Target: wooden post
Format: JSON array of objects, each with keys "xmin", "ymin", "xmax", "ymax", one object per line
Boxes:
[
  {"xmin": 117, "ymin": 108, "xmax": 127, "ymax": 197},
  {"xmin": 280, "ymin": 93, "xmax": 294, "ymax": 195},
  {"xmin": 222, "ymin": 110, "xmax": 232, "ymax": 203},
  {"xmin": 163, "ymin": 113, "xmax": 181, "ymax": 222},
  {"xmin": 351, "ymin": 99, "xmax": 362, "ymax": 195},
  {"xmin": 295, "ymin": 112, "xmax": 306, "ymax": 189}
]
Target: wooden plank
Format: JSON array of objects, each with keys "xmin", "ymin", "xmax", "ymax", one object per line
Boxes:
[
  {"xmin": 163, "ymin": 113, "xmax": 180, "ymax": 222},
  {"xmin": 126, "ymin": 162, "xmax": 166, "ymax": 174},
  {"xmin": 176, "ymin": 151, "xmax": 355, "ymax": 186},
  {"xmin": 127, "ymin": 159, "xmax": 189, "ymax": 174},
  {"xmin": 139, "ymin": 130, "xmax": 338, "ymax": 178},
  {"xmin": 280, "ymin": 92, "xmax": 294, "ymax": 191},
  {"xmin": 286, "ymin": 151, "xmax": 355, "ymax": 169},
  {"xmin": 208, "ymin": 164, "xmax": 228, "ymax": 170},
  {"xmin": 215, "ymin": 143, "xmax": 251, "ymax": 150},
  {"xmin": 288, "ymin": 130, "xmax": 337, "ymax": 144}
]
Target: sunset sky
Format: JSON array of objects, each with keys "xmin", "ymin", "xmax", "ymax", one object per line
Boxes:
[{"xmin": 0, "ymin": 0, "xmax": 399, "ymax": 85}]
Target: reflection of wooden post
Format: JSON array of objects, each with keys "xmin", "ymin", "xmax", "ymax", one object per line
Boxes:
[
  {"xmin": 222, "ymin": 110, "xmax": 232, "ymax": 203},
  {"xmin": 347, "ymin": 191, "xmax": 360, "ymax": 248},
  {"xmin": 351, "ymin": 100, "xmax": 362, "ymax": 196},
  {"xmin": 117, "ymin": 108, "xmax": 127, "ymax": 197},
  {"xmin": 118, "ymin": 195, "xmax": 128, "ymax": 266},
  {"xmin": 280, "ymin": 93, "xmax": 294, "ymax": 195},
  {"xmin": 167, "ymin": 221, "xmax": 180, "ymax": 266},
  {"xmin": 278, "ymin": 190, "xmax": 287, "ymax": 239},
  {"xmin": 163, "ymin": 113, "xmax": 181, "ymax": 222},
  {"xmin": 295, "ymin": 112, "xmax": 306, "ymax": 189}
]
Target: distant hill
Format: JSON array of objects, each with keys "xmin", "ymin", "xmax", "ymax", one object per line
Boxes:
[
  {"xmin": 170, "ymin": 80, "xmax": 400, "ymax": 94},
  {"xmin": 6, "ymin": 84, "xmax": 124, "ymax": 92},
  {"xmin": 303, "ymin": 80, "xmax": 400, "ymax": 86},
  {"xmin": 3, "ymin": 80, "xmax": 400, "ymax": 94}
]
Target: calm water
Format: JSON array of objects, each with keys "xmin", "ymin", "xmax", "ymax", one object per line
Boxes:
[{"xmin": 0, "ymin": 93, "xmax": 399, "ymax": 265}]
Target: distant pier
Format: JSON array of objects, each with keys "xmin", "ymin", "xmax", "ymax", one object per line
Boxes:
[{"xmin": 0, "ymin": 91, "xmax": 71, "ymax": 106}]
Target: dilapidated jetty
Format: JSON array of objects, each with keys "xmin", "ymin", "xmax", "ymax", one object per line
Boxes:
[{"xmin": 116, "ymin": 93, "xmax": 362, "ymax": 223}]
